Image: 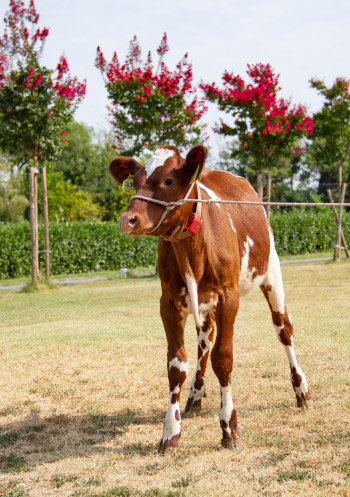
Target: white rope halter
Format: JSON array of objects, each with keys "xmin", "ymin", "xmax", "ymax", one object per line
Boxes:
[{"xmin": 130, "ymin": 180, "xmax": 200, "ymax": 233}]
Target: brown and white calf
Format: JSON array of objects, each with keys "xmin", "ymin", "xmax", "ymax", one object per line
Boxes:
[{"xmin": 110, "ymin": 144, "xmax": 311, "ymax": 452}]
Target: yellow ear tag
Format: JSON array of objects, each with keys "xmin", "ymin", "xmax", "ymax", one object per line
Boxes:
[
  {"xmin": 189, "ymin": 164, "xmax": 200, "ymax": 184},
  {"xmin": 122, "ymin": 174, "xmax": 136, "ymax": 193}
]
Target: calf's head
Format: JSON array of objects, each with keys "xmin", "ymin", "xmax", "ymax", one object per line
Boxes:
[{"xmin": 109, "ymin": 144, "xmax": 208, "ymax": 237}]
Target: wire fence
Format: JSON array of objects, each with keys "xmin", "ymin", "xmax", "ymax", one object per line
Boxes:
[{"xmin": 131, "ymin": 194, "xmax": 350, "ymax": 209}]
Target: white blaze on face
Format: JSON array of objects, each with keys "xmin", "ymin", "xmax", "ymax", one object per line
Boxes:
[{"xmin": 145, "ymin": 148, "xmax": 175, "ymax": 177}]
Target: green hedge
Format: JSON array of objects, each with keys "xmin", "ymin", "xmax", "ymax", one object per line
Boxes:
[
  {"xmin": 0, "ymin": 222, "xmax": 158, "ymax": 279},
  {"xmin": 0, "ymin": 211, "xmax": 349, "ymax": 279},
  {"xmin": 270, "ymin": 210, "xmax": 350, "ymax": 255}
]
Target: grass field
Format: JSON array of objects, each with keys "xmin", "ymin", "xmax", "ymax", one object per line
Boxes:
[{"xmin": 0, "ymin": 260, "xmax": 349, "ymax": 497}]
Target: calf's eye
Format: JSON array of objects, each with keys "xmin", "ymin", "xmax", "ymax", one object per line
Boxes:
[{"xmin": 164, "ymin": 178, "xmax": 174, "ymax": 186}]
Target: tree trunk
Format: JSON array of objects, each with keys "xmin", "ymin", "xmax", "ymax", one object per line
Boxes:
[
  {"xmin": 257, "ymin": 172, "xmax": 263, "ymax": 201},
  {"xmin": 41, "ymin": 167, "xmax": 50, "ymax": 278},
  {"xmin": 338, "ymin": 162, "xmax": 343, "ymax": 202},
  {"xmin": 266, "ymin": 174, "xmax": 271, "ymax": 221},
  {"xmin": 333, "ymin": 183, "xmax": 347, "ymax": 260},
  {"xmin": 29, "ymin": 167, "xmax": 39, "ymax": 284}
]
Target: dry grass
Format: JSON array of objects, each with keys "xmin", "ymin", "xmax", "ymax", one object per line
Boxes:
[{"xmin": 0, "ymin": 261, "xmax": 349, "ymax": 497}]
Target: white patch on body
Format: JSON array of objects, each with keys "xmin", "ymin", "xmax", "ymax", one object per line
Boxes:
[
  {"xmin": 185, "ymin": 273, "xmax": 201, "ymax": 327},
  {"xmin": 239, "ymin": 236, "xmax": 264, "ymax": 295},
  {"xmin": 162, "ymin": 391, "xmax": 181, "ymax": 442},
  {"xmin": 198, "ymin": 297, "xmax": 218, "ymax": 315},
  {"xmin": 145, "ymin": 148, "xmax": 175, "ymax": 177},
  {"xmin": 262, "ymin": 228, "xmax": 285, "ymax": 313},
  {"xmin": 184, "ymin": 273, "xmax": 218, "ymax": 328},
  {"xmin": 198, "ymin": 184, "xmax": 222, "ymax": 208},
  {"xmin": 188, "ymin": 325, "xmax": 214, "ymax": 403},
  {"xmin": 220, "ymin": 385, "xmax": 234, "ymax": 436},
  {"xmin": 168, "ymin": 357, "xmax": 189, "ymax": 374},
  {"xmin": 162, "ymin": 358, "xmax": 189, "ymax": 443},
  {"xmin": 225, "ymin": 207, "xmax": 236, "ymax": 233}
]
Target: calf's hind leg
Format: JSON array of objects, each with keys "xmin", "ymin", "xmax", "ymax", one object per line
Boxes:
[
  {"xmin": 260, "ymin": 246, "xmax": 311, "ymax": 407},
  {"xmin": 211, "ymin": 288, "xmax": 242, "ymax": 450},
  {"xmin": 185, "ymin": 313, "xmax": 215, "ymax": 414}
]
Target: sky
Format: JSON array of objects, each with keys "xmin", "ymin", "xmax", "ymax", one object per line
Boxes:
[{"xmin": 2, "ymin": 0, "xmax": 350, "ymax": 149}]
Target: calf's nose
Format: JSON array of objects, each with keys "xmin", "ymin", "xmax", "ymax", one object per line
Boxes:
[{"xmin": 119, "ymin": 212, "xmax": 140, "ymax": 233}]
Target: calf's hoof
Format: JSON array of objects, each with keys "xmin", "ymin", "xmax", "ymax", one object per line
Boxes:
[
  {"xmin": 158, "ymin": 435, "xmax": 180, "ymax": 455},
  {"xmin": 184, "ymin": 399, "xmax": 201, "ymax": 416},
  {"xmin": 221, "ymin": 438, "xmax": 243, "ymax": 451},
  {"xmin": 296, "ymin": 392, "xmax": 313, "ymax": 409},
  {"xmin": 158, "ymin": 443, "xmax": 177, "ymax": 457}
]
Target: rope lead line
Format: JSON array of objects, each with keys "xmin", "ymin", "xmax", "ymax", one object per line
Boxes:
[
  {"xmin": 130, "ymin": 181, "xmax": 350, "ymax": 234},
  {"xmin": 130, "ymin": 195, "xmax": 350, "ymax": 209}
]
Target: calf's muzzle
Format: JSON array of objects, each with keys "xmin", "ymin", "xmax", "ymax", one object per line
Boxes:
[{"xmin": 119, "ymin": 211, "xmax": 140, "ymax": 234}]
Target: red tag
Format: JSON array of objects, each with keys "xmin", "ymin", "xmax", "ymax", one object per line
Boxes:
[{"xmin": 185, "ymin": 213, "xmax": 202, "ymax": 234}]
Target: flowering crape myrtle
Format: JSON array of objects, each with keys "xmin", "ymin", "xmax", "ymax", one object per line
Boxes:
[
  {"xmin": 0, "ymin": 0, "xmax": 86, "ymax": 166},
  {"xmin": 310, "ymin": 77, "xmax": 350, "ymax": 188},
  {"xmin": 96, "ymin": 33, "xmax": 208, "ymax": 156},
  {"xmin": 201, "ymin": 63, "xmax": 313, "ymax": 174}
]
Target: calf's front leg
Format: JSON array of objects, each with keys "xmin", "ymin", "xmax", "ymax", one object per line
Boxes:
[{"xmin": 159, "ymin": 295, "xmax": 188, "ymax": 452}]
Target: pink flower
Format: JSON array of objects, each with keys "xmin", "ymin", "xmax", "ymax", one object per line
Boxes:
[
  {"xmin": 57, "ymin": 56, "xmax": 69, "ymax": 79},
  {"xmin": 95, "ymin": 46, "xmax": 107, "ymax": 72},
  {"xmin": 157, "ymin": 33, "xmax": 169, "ymax": 57},
  {"xmin": 302, "ymin": 116, "xmax": 314, "ymax": 134},
  {"xmin": 33, "ymin": 27, "xmax": 49, "ymax": 41},
  {"xmin": 61, "ymin": 130, "xmax": 66, "ymax": 136}
]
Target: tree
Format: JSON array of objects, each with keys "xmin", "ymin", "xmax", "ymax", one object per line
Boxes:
[
  {"xmin": 0, "ymin": 0, "xmax": 86, "ymax": 166},
  {"xmin": 95, "ymin": 33, "xmax": 207, "ymax": 156},
  {"xmin": 36, "ymin": 170, "xmax": 107, "ymax": 222},
  {"xmin": 54, "ymin": 121, "xmax": 131, "ymax": 220},
  {"xmin": 0, "ymin": 153, "xmax": 28, "ymax": 222},
  {"xmin": 0, "ymin": 0, "xmax": 86, "ymax": 283},
  {"xmin": 201, "ymin": 63, "xmax": 314, "ymax": 184},
  {"xmin": 309, "ymin": 77, "xmax": 350, "ymax": 260},
  {"xmin": 309, "ymin": 77, "xmax": 350, "ymax": 199}
]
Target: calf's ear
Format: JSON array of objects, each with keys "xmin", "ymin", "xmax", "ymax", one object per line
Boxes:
[
  {"xmin": 183, "ymin": 144, "xmax": 208, "ymax": 183},
  {"xmin": 109, "ymin": 157, "xmax": 143, "ymax": 184}
]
